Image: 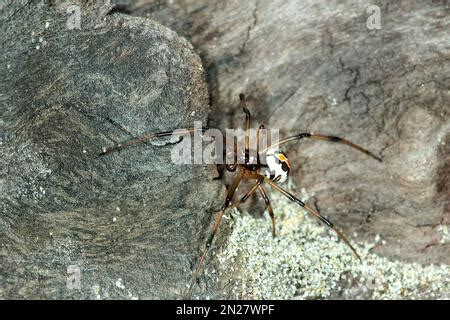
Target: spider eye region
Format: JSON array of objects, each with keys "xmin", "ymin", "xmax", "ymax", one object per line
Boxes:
[{"xmin": 263, "ymin": 151, "xmax": 290, "ymax": 183}]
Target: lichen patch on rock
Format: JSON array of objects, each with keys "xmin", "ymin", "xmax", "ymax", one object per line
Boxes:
[{"xmin": 214, "ymin": 190, "xmax": 449, "ymax": 299}]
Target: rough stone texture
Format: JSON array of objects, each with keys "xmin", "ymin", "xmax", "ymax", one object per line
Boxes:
[
  {"xmin": 118, "ymin": 0, "xmax": 449, "ymax": 266},
  {"xmin": 0, "ymin": 1, "xmax": 224, "ymax": 299}
]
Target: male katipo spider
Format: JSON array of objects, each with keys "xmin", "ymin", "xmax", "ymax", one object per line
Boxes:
[{"xmin": 99, "ymin": 94, "xmax": 382, "ymax": 299}]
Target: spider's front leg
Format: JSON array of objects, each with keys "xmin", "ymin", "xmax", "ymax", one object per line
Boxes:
[
  {"xmin": 239, "ymin": 93, "xmax": 251, "ymax": 154},
  {"xmin": 261, "ymin": 132, "xmax": 382, "ymax": 162},
  {"xmin": 99, "ymin": 127, "xmax": 208, "ymax": 156}
]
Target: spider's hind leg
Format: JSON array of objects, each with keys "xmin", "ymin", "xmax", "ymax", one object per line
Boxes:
[
  {"xmin": 258, "ymin": 185, "xmax": 276, "ymax": 237},
  {"xmin": 264, "ymin": 176, "xmax": 361, "ymax": 260},
  {"xmin": 184, "ymin": 172, "xmax": 244, "ymax": 299}
]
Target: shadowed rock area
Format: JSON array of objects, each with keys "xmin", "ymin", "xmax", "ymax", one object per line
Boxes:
[
  {"xmin": 0, "ymin": 1, "xmax": 224, "ymax": 299},
  {"xmin": 117, "ymin": 0, "xmax": 449, "ymax": 266}
]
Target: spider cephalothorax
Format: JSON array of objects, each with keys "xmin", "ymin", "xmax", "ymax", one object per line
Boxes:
[{"xmin": 99, "ymin": 93, "xmax": 382, "ymax": 299}]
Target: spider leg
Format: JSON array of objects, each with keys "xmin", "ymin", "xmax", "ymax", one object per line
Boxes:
[
  {"xmin": 227, "ymin": 176, "xmax": 266, "ymax": 222},
  {"xmin": 225, "ymin": 131, "xmax": 238, "ymax": 170},
  {"xmin": 263, "ymin": 177, "xmax": 361, "ymax": 260},
  {"xmin": 257, "ymin": 124, "xmax": 265, "ymax": 163},
  {"xmin": 239, "ymin": 93, "xmax": 251, "ymax": 155},
  {"xmin": 99, "ymin": 127, "xmax": 208, "ymax": 156},
  {"xmin": 184, "ymin": 173, "xmax": 263, "ymax": 299},
  {"xmin": 257, "ymin": 124, "xmax": 265, "ymax": 142},
  {"xmin": 258, "ymin": 184, "xmax": 276, "ymax": 237},
  {"xmin": 260, "ymin": 132, "xmax": 382, "ymax": 162}
]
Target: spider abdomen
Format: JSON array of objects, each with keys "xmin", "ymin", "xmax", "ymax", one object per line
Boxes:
[{"xmin": 262, "ymin": 150, "xmax": 291, "ymax": 183}]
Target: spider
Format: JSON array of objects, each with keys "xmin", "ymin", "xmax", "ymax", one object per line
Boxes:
[{"xmin": 99, "ymin": 93, "xmax": 382, "ymax": 299}]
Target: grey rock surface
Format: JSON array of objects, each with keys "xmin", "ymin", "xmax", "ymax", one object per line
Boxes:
[
  {"xmin": 1, "ymin": 1, "xmax": 224, "ymax": 299},
  {"xmin": 118, "ymin": 0, "xmax": 449, "ymax": 265},
  {"xmin": 1, "ymin": 0, "xmax": 449, "ymax": 300}
]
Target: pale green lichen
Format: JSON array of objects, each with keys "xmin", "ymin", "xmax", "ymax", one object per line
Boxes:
[{"xmin": 211, "ymin": 189, "xmax": 449, "ymax": 300}]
